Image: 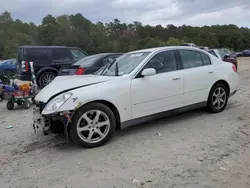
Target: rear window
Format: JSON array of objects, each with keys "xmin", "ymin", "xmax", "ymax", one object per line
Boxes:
[
  {"xmin": 26, "ymin": 48, "xmax": 49, "ymax": 60},
  {"xmin": 208, "ymin": 50, "xmax": 218, "ymax": 58},
  {"xmin": 70, "ymin": 48, "xmax": 87, "ymax": 61},
  {"xmin": 217, "ymin": 50, "xmax": 227, "ymax": 58},
  {"xmin": 73, "ymin": 54, "xmax": 105, "ymax": 67},
  {"xmin": 52, "ymin": 48, "xmax": 73, "ymax": 61}
]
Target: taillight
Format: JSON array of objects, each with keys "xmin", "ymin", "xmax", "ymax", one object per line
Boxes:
[
  {"xmin": 21, "ymin": 61, "xmax": 29, "ymax": 72},
  {"xmin": 25, "ymin": 61, "xmax": 29, "ymax": 72},
  {"xmin": 75, "ymin": 67, "xmax": 85, "ymax": 75},
  {"xmin": 232, "ymin": 64, "xmax": 237, "ymax": 72}
]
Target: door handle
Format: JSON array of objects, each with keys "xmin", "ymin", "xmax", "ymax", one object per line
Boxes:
[
  {"xmin": 172, "ymin": 77, "xmax": 180, "ymax": 80},
  {"xmin": 208, "ymin": 71, "xmax": 214, "ymax": 74}
]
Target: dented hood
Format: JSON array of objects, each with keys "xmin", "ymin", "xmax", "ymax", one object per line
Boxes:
[{"xmin": 35, "ymin": 75, "xmax": 113, "ymax": 102}]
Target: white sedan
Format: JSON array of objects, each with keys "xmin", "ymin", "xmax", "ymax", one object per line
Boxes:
[{"xmin": 34, "ymin": 46, "xmax": 239, "ymax": 148}]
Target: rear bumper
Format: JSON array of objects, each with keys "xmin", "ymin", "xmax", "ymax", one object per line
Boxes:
[{"xmin": 17, "ymin": 74, "xmax": 31, "ymax": 81}]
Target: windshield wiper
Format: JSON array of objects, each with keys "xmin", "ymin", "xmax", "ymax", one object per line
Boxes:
[{"xmin": 115, "ymin": 61, "xmax": 119, "ymax": 76}]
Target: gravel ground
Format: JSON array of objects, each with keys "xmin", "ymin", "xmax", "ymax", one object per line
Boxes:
[{"xmin": 1, "ymin": 58, "xmax": 250, "ymax": 188}]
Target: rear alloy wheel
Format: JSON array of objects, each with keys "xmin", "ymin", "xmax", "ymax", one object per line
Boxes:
[
  {"xmin": 38, "ymin": 72, "xmax": 56, "ymax": 88},
  {"xmin": 207, "ymin": 83, "xmax": 229, "ymax": 113},
  {"xmin": 70, "ymin": 103, "xmax": 116, "ymax": 148}
]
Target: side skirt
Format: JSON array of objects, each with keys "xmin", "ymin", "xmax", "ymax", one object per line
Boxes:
[{"xmin": 120, "ymin": 102, "xmax": 207, "ymax": 129}]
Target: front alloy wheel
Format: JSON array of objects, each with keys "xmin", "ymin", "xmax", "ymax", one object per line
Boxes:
[
  {"xmin": 77, "ymin": 110, "xmax": 111, "ymax": 144},
  {"xmin": 70, "ymin": 103, "xmax": 116, "ymax": 148}
]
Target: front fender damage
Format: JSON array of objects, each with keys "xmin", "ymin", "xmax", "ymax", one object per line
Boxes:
[{"xmin": 34, "ymin": 101, "xmax": 83, "ymax": 140}]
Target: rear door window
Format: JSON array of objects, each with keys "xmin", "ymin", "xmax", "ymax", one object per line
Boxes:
[
  {"xmin": 27, "ymin": 48, "xmax": 49, "ymax": 61},
  {"xmin": 179, "ymin": 49, "xmax": 203, "ymax": 69},
  {"xmin": 200, "ymin": 53, "xmax": 211, "ymax": 65},
  {"xmin": 52, "ymin": 48, "xmax": 73, "ymax": 61}
]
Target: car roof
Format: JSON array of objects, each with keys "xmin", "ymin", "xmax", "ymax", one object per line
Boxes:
[
  {"xmin": 93, "ymin": 53, "xmax": 123, "ymax": 56},
  {"xmin": 128, "ymin": 46, "xmax": 203, "ymax": 54},
  {"xmin": 1, "ymin": 58, "xmax": 15, "ymax": 62},
  {"xmin": 84, "ymin": 53, "xmax": 123, "ymax": 58},
  {"xmin": 19, "ymin": 45, "xmax": 68, "ymax": 48}
]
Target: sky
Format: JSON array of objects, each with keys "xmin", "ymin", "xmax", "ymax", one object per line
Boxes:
[{"xmin": 1, "ymin": 0, "xmax": 250, "ymax": 27}]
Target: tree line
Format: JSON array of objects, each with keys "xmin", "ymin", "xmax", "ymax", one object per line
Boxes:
[{"xmin": 0, "ymin": 11, "xmax": 250, "ymax": 59}]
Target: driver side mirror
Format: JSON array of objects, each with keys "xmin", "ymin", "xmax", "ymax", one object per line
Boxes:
[
  {"xmin": 224, "ymin": 55, "xmax": 229, "ymax": 59},
  {"xmin": 141, "ymin": 68, "xmax": 156, "ymax": 77}
]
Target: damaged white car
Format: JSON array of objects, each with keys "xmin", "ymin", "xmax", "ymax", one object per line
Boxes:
[{"xmin": 33, "ymin": 46, "xmax": 239, "ymax": 148}]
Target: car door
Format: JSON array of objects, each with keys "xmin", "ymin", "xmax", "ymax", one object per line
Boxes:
[
  {"xmin": 130, "ymin": 50, "xmax": 183, "ymax": 119},
  {"xmin": 51, "ymin": 48, "xmax": 74, "ymax": 66},
  {"xmin": 22, "ymin": 48, "xmax": 51, "ymax": 78},
  {"xmin": 177, "ymin": 49, "xmax": 217, "ymax": 106}
]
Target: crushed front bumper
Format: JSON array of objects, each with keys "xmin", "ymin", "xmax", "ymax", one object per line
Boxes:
[
  {"xmin": 32, "ymin": 105, "xmax": 73, "ymax": 139},
  {"xmin": 32, "ymin": 107, "xmax": 50, "ymax": 135}
]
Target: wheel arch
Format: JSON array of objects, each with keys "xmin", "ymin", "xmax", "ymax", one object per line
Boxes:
[
  {"xmin": 36, "ymin": 67, "xmax": 58, "ymax": 87},
  {"xmin": 209, "ymin": 80, "xmax": 230, "ymax": 97},
  {"xmin": 36, "ymin": 67, "xmax": 58, "ymax": 78},
  {"xmin": 80, "ymin": 100, "xmax": 121, "ymax": 130}
]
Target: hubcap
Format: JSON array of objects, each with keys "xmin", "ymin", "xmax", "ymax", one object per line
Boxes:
[
  {"xmin": 43, "ymin": 74, "xmax": 55, "ymax": 86},
  {"xmin": 76, "ymin": 110, "xmax": 110, "ymax": 144},
  {"xmin": 212, "ymin": 87, "xmax": 226, "ymax": 109}
]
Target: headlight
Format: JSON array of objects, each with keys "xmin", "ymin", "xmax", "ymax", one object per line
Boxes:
[{"xmin": 42, "ymin": 92, "xmax": 72, "ymax": 114}]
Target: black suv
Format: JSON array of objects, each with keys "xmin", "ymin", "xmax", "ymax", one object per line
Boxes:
[{"xmin": 16, "ymin": 46, "xmax": 87, "ymax": 88}]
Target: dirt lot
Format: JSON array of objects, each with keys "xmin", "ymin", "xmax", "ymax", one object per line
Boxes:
[{"xmin": 1, "ymin": 58, "xmax": 250, "ymax": 188}]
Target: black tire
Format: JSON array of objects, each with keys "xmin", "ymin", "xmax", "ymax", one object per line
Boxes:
[
  {"xmin": 70, "ymin": 103, "xmax": 116, "ymax": 148},
  {"xmin": 0, "ymin": 75, "xmax": 10, "ymax": 85},
  {"xmin": 6, "ymin": 101, "xmax": 14, "ymax": 110},
  {"xmin": 38, "ymin": 71, "xmax": 57, "ymax": 88},
  {"xmin": 24, "ymin": 100, "xmax": 31, "ymax": 109},
  {"xmin": 207, "ymin": 83, "xmax": 229, "ymax": 113},
  {"xmin": 3, "ymin": 70, "xmax": 14, "ymax": 79},
  {"xmin": 31, "ymin": 97, "xmax": 36, "ymax": 104}
]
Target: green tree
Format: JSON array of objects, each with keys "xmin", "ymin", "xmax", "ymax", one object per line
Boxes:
[
  {"xmin": 1, "ymin": 11, "xmax": 250, "ymax": 59},
  {"xmin": 166, "ymin": 37, "xmax": 185, "ymax": 46}
]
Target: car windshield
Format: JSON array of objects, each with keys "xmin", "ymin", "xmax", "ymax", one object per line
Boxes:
[
  {"xmin": 70, "ymin": 48, "xmax": 87, "ymax": 60},
  {"xmin": 73, "ymin": 54, "xmax": 105, "ymax": 67},
  {"xmin": 97, "ymin": 52, "xmax": 150, "ymax": 76},
  {"xmin": 0, "ymin": 60, "xmax": 6, "ymax": 64},
  {"xmin": 0, "ymin": 60, "xmax": 10, "ymax": 65}
]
